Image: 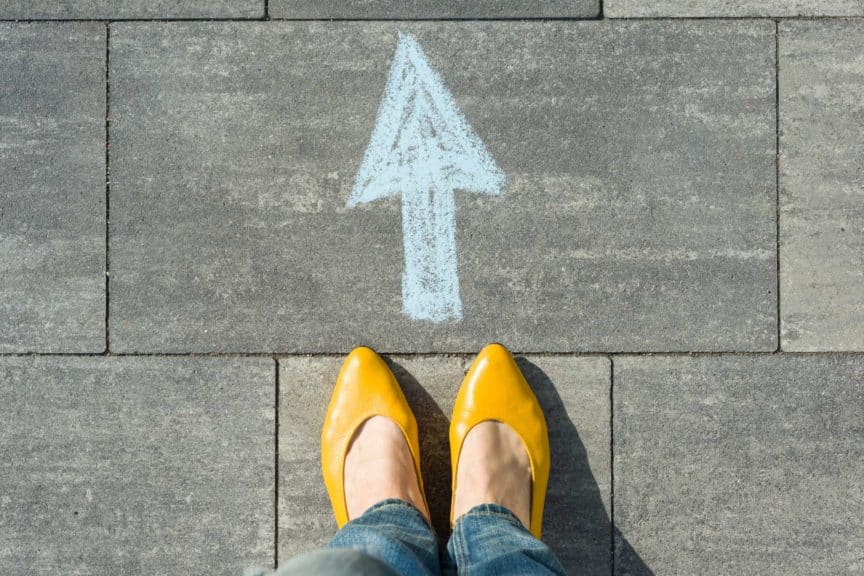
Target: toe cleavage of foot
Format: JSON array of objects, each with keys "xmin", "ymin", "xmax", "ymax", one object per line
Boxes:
[{"xmin": 449, "ymin": 343, "xmax": 551, "ymax": 539}]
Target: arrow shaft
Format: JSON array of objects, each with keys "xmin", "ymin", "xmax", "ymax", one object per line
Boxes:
[{"xmin": 400, "ymin": 183, "xmax": 462, "ymax": 321}]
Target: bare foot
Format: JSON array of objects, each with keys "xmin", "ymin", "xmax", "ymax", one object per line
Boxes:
[
  {"xmin": 344, "ymin": 416, "xmax": 429, "ymax": 522},
  {"xmin": 453, "ymin": 421, "xmax": 532, "ymax": 529}
]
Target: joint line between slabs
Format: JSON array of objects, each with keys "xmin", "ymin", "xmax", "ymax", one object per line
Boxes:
[
  {"xmin": 3, "ymin": 350, "xmax": 864, "ymax": 358},
  {"xmin": 774, "ymin": 19, "xmax": 782, "ymax": 353},
  {"xmin": 104, "ymin": 22, "xmax": 111, "ymax": 355},
  {"xmin": 608, "ymin": 355, "xmax": 615, "ymax": 573},
  {"xmin": 274, "ymin": 357, "xmax": 280, "ymax": 568},
  {"xmin": 2, "ymin": 14, "xmax": 864, "ymax": 21},
  {"xmin": 0, "ymin": 16, "xmax": 667, "ymax": 22}
]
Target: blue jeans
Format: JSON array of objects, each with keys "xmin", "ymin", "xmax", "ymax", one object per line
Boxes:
[{"xmin": 258, "ymin": 498, "xmax": 566, "ymax": 576}]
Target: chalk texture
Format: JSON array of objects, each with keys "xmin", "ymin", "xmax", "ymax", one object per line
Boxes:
[{"xmin": 349, "ymin": 33, "xmax": 506, "ymax": 322}]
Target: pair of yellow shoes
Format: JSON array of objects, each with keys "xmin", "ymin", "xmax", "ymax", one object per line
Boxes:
[{"xmin": 321, "ymin": 343, "xmax": 550, "ymax": 539}]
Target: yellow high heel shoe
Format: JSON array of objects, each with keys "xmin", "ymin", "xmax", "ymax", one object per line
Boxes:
[
  {"xmin": 321, "ymin": 346, "xmax": 428, "ymax": 527},
  {"xmin": 449, "ymin": 343, "xmax": 551, "ymax": 538}
]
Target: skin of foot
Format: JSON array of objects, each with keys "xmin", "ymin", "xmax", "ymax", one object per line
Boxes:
[
  {"xmin": 343, "ymin": 415, "xmax": 429, "ymax": 523},
  {"xmin": 453, "ymin": 421, "xmax": 532, "ymax": 529}
]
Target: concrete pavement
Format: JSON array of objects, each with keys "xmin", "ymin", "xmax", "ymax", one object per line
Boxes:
[{"xmin": 1, "ymin": 3, "xmax": 863, "ymax": 575}]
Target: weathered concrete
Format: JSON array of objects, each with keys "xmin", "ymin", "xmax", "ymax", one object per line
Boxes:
[
  {"xmin": 606, "ymin": 0, "xmax": 864, "ymax": 17},
  {"xmin": 0, "ymin": 357, "xmax": 275, "ymax": 576},
  {"xmin": 780, "ymin": 21, "xmax": 864, "ymax": 351},
  {"xmin": 0, "ymin": 1, "xmax": 262, "ymax": 19},
  {"xmin": 613, "ymin": 355, "xmax": 864, "ymax": 575},
  {"xmin": 0, "ymin": 24, "xmax": 105, "ymax": 352},
  {"xmin": 270, "ymin": 0, "xmax": 599, "ymax": 19},
  {"xmin": 110, "ymin": 21, "xmax": 777, "ymax": 353},
  {"xmin": 277, "ymin": 355, "xmax": 613, "ymax": 574}
]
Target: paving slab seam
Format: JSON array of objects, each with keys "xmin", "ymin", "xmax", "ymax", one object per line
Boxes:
[
  {"xmin": 0, "ymin": 16, "xmax": 614, "ymax": 23},
  {"xmin": 603, "ymin": 15, "xmax": 864, "ymax": 20},
  {"xmin": 0, "ymin": 18, "xmax": 267, "ymax": 23},
  {"xmin": 4, "ymin": 351, "xmax": 864, "ymax": 359},
  {"xmin": 608, "ymin": 354, "xmax": 616, "ymax": 574},
  {"xmin": 104, "ymin": 21, "xmax": 111, "ymax": 354},
  {"xmin": 273, "ymin": 357, "xmax": 279, "ymax": 570},
  {"xmin": 4, "ymin": 15, "xmax": 864, "ymax": 23},
  {"xmin": 8, "ymin": 15, "xmax": 864, "ymax": 22},
  {"xmin": 107, "ymin": 351, "xmax": 833, "ymax": 357},
  {"xmin": 774, "ymin": 19, "xmax": 781, "ymax": 353},
  {"xmin": 204, "ymin": 350, "xmax": 864, "ymax": 357},
  {"xmin": 266, "ymin": 16, "xmax": 607, "ymax": 21}
]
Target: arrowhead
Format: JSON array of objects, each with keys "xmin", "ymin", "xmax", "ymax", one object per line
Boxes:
[{"xmin": 348, "ymin": 32, "xmax": 506, "ymax": 207}]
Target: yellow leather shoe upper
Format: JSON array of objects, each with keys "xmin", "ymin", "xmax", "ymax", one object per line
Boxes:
[
  {"xmin": 321, "ymin": 346, "xmax": 428, "ymax": 527},
  {"xmin": 450, "ymin": 343, "xmax": 551, "ymax": 539}
]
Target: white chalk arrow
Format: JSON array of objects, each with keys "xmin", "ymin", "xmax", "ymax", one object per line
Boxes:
[{"xmin": 348, "ymin": 32, "xmax": 506, "ymax": 322}]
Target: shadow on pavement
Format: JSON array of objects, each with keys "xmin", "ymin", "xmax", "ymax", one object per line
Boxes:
[
  {"xmin": 387, "ymin": 357, "xmax": 654, "ymax": 575},
  {"xmin": 387, "ymin": 360, "xmax": 455, "ymax": 541},
  {"xmin": 517, "ymin": 358, "xmax": 654, "ymax": 576}
]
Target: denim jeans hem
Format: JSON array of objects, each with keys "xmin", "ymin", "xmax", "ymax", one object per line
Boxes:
[
  {"xmin": 257, "ymin": 499, "xmax": 564, "ymax": 576},
  {"xmin": 328, "ymin": 497, "xmax": 440, "ymax": 575},
  {"xmin": 359, "ymin": 498, "xmax": 432, "ymax": 529},
  {"xmin": 447, "ymin": 502, "xmax": 566, "ymax": 575},
  {"xmin": 456, "ymin": 503, "xmax": 525, "ymax": 529}
]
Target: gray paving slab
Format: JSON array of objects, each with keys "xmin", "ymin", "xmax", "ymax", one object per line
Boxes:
[
  {"xmin": 110, "ymin": 21, "xmax": 777, "ymax": 354},
  {"xmin": 277, "ymin": 355, "xmax": 614, "ymax": 573},
  {"xmin": 0, "ymin": 23, "xmax": 105, "ymax": 352},
  {"xmin": 0, "ymin": 1, "xmax": 262, "ymax": 19},
  {"xmin": 270, "ymin": 0, "xmax": 599, "ymax": 19},
  {"xmin": 779, "ymin": 21, "xmax": 864, "ymax": 352},
  {"xmin": 0, "ymin": 356, "xmax": 275, "ymax": 576},
  {"xmin": 605, "ymin": 0, "xmax": 864, "ymax": 17},
  {"xmin": 613, "ymin": 355, "xmax": 864, "ymax": 576}
]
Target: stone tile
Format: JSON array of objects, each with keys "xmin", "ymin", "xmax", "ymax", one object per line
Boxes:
[
  {"xmin": 110, "ymin": 21, "xmax": 777, "ymax": 353},
  {"xmin": 780, "ymin": 22, "xmax": 864, "ymax": 351},
  {"xmin": 278, "ymin": 354, "xmax": 612, "ymax": 574},
  {"xmin": 0, "ymin": 1, "xmax": 262, "ymax": 19},
  {"xmin": 0, "ymin": 357, "xmax": 275, "ymax": 576},
  {"xmin": 613, "ymin": 355, "xmax": 864, "ymax": 575},
  {"xmin": 606, "ymin": 0, "xmax": 864, "ymax": 17},
  {"xmin": 0, "ymin": 24, "xmax": 105, "ymax": 352},
  {"xmin": 270, "ymin": 0, "xmax": 599, "ymax": 19}
]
